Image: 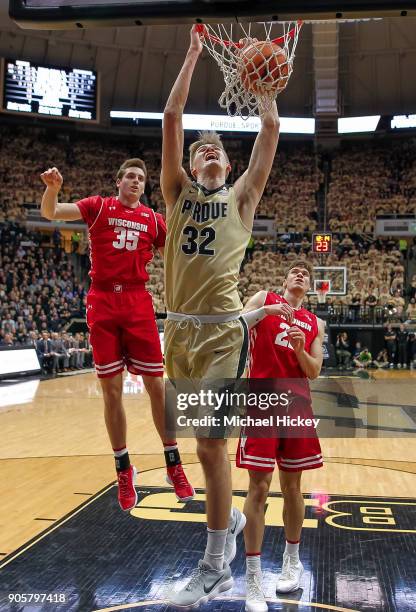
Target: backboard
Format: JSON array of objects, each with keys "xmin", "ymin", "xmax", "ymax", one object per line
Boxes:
[
  {"xmin": 311, "ymin": 266, "xmax": 347, "ymax": 296},
  {"xmin": 9, "ymin": 0, "xmax": 416, "ymax": 30}
]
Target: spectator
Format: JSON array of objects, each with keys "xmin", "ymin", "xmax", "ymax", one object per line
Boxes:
[
  {"xmin": 405, "ymin": 298, "xmax": 416, "ymax": 323},
  {"xmin": 335, "ymin": 332, "xmax": 351, "ymax": 369},
  {"xmin": 384, "ymin": 325, "xmax": 397, "ymax": 368},
  {"xmin": 36, "ymin": 331, "xmax": 54, "ymax": 373},
  {"xmin": 0, "ymin": 332, "xmax": 14, "ymax": 347},
  {"xmin": 353, "ymin": 346, "xmax": 373, "ymax": 369},
  {"xmin": 409, "ymin": 333, "xmax": 416, "ymax": 369},
  {"xmin": 374, "ymin": 348, "xmax": 389, "ymax": 369},
  {"xmin": 352, "ymin": 341, "xmax": 362, "ymax": 360},
  {"xmin": 396, "ymin": 324, "xmax": 408, "ymax": 369},
  {"xmin": 50, "ymin": 331, "xmax": 70, "ymax": 373}
]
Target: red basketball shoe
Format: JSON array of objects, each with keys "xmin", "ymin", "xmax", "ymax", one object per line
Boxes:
[
  {"xmin": 117, "ymin": 465, "xmax": 138, "ymax": 511},
  {"xmin": 166, "ymin": 464, "xmax": 195, "ymax": 501}
]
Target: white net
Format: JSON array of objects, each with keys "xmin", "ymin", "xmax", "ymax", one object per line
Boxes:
[
  {"xmin": 315, "ymin": 280, "xmax": 331, "ymax": 304},
  {"xmin": 197, "ymin": 21, "xmax": 302, "ymax": 119}
]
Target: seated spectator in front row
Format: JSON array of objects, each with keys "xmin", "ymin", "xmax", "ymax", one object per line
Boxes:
[
  {"xmin": 374, "ymin": 348, "xmax": 389, "ymax": 369},
  {"xmin": 0, "ymin": 332, "xmax": 14, "ymax": 347},
  {"xmin": 36, "ymin": 331, "xmax": 54, "ymax": 373},
  {"xmin": 406, "ymin": 298, "xmax": 416, "ymax": 323},
  {"xmin": 354, "ymin": 346, "xmax": 373, "ymax": 369},
  {"xmin": 335, "ymin": 332, "xmax": 351, "ymax": 368}
]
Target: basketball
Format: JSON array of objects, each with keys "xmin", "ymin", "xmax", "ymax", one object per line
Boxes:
[{"xmin": 239, "ymin": 41, "xmax": 289, "ymax": 94}]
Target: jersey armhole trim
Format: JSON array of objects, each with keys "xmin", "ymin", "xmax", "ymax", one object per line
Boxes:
[
  {"xmin": 151, "ymin": 208, "xmax": 158, "ymax": 240},
  {"xmin": 88, "ymin": 197, "xmax": 105, "ymax": 231}
]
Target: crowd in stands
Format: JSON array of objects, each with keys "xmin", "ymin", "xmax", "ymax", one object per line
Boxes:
[
  {"xmin": 0, "ymin": 222, "xmax": 93, "ymax": 372},
  {"xmin": 1, "ymin": 124, "xmax": 416, "ymax": 376},
  {"xmin": 327, "ymin": 139, "xmax": 416, "ymax": 233}
]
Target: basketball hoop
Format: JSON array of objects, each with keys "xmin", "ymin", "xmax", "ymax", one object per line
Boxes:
[
  {"xmin": 196, "ymin": 21, "xmax": 302, "ymax": 119},
  {"xmin": 315, "ymin": 280, "xmax": 330, "ymax": 305}
]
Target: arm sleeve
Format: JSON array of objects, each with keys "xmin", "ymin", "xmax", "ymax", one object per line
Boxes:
[
  {"xmin": 75, "ymin": 195, "xmax": 103, "ymax": 227},
  {"xmin": 154, "ymin": 213, "xmax": 167, "ymax": 248}
]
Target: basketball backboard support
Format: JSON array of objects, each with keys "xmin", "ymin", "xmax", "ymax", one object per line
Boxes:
[
  {"xmin": 311, "ymin": 266, "xmax": 347, "ymax": 295},
  {"xmin": 9, "ymin": 0, "xmax": 416, "ymax": 30}
]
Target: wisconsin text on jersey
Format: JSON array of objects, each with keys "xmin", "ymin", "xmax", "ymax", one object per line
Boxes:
[
  {"xmin": 292, "ymin": 317, "xmax": 312, "ymax": 332},
  {"xmin": 108, "ymin": 218, "xmax": 148, "ymax": 232}
]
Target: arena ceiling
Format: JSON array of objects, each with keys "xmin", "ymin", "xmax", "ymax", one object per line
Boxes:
[{"xmin": 0, "ymin": 2, "xmax": 415, "ymax": 125}]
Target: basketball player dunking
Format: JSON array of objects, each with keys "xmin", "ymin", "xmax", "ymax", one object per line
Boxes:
[
  {"xmin": 40, "ymin": 159, "xmax": 194, "ymax": 511},
  {"xmin": 161, "ymin": 26, "xmax": 280, "ymax": 607},
  {"xmin": 238, "ymin": 261, "xmax": 325, "ymax": 611}
]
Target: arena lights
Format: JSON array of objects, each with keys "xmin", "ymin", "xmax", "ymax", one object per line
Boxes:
[
  {"xmin": 337, "ymin": 115, "xmax": 381, "ymax": 134},
  {"xmin": 110, "ymin": 111, "xmax": 315, "ymax": 134},
  {"xmin": 391, "ymin": 114, "xmax": 416, "ymax": 129}
]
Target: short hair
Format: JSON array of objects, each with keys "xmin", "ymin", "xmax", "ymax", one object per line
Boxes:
[
  {"xmin": 285, "ymin": 260, "xmax": 314, "ymax": 282},
  {"xmin": 189, "ymin": 131, "xmax": 229, "ymax": 169},
  {"xmin": 117, "ymin": 158, "xmax": 147, "ymax": 180}
]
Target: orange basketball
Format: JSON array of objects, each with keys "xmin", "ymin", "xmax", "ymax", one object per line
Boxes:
[{"xmin": 240, "ymin": 41, "xmax": 289, "ymax": 94}]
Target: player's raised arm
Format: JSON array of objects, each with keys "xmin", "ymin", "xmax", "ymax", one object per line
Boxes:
[
  {"xmin": 40, "ymin": 167, "xmax": 82, "ymax": 221},
  {"xmin": 161, "ymin": 26, "xmax": 203, "ymax": 209},
  {"xmin": 234, "ymin": 101, "xmax": 280, "ymax": 228}
]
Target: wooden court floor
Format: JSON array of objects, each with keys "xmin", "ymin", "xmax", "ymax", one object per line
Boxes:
[{"xmin": 1, "ymin": 370, "xmax": 416, "ymax": 559}]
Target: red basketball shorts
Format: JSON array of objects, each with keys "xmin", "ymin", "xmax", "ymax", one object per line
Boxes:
[
  {"xmin": 86, "ymin": 285, "xmax": 163, "ymax": 378},
  {"xmin": 236, "ymin": 403, "xmax": 323, "ymax": 473}
]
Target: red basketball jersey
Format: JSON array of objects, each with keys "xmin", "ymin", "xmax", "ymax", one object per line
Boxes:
[
  {"xmin": 76, "ymin": 196, "xmax": 166, "ymax": 284},
  {"xmin": 249, "ymin": 292, "xmax": 319, "ymax": 379}
]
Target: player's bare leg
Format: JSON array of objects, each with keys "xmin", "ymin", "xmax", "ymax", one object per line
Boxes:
[
  {"xmin": 142, "ymin": 374, "xmax": 194, "ymax": 501},
  {"xmin": 244, "ymin": 470, "xmax": 273, "ymax": 553},
  {"xmin": 100, "ymin": 374, "xmax": 126, "ymax": 448},
  {"xmin": 243, "ymin": 471, "xmax": 272, "ymax": 612},
  {"xmin": 276, "ymin": 469, "xmax": 304, "ymax": 593},
  {"xmin": 279, "ymin": 470, "xmax": 304, "ymax": 542},
  {"xmin": 100, "ymin": 374, "xmax": 137, "ymax": 512},
  {"xmin": 198, "ymin": 438, "xmax": 232, "ymax": 530}
]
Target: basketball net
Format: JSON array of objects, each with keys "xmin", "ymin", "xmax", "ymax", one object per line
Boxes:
[
  {"xmin": 316, "ymin": 280, "xmax": 330, "ymax": 305},
  {"xmin": 196, "ymin": 21, "xmax": 302, "ymax": 119}
]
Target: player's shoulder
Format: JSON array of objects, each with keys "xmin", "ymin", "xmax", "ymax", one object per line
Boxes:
[
  {"xmin": 264, "ymin": 291, "xmax": 282, "ymax": 305},
  {"xmin": 136, "ymin": 202, "xmax": 154, "ymax": 217},
  {"xmin": 78, "ymin": 194, "xmax": 103, "ymax": 205},
  {"xmin": 301, "ymin": 304, "xmax": 317, "ymax": 318}
]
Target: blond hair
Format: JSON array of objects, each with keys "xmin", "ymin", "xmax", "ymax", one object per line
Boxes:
[
  {"xmin": 117, "ymin": 158, "xmax": 147, "ymax": 180},
  {"xmin": 188, "ymin": 131, "xmax": 229, "ymax": 170}
]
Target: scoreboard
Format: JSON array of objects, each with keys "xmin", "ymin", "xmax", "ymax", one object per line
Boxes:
[
  {"xmin": 1, "ymin": 59, "xmax": 98, "ymax": 122},
  {"xmin": 312, "ymin": 232, "xmax": 332, "ymax": 254}
]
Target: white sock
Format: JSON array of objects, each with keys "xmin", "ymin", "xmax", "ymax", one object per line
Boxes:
[
  {"xmin": 246, "ymin": 554, "xmax": 261, "ymax": 575},
  {"xmin": 228, "ymin": 508, "xmax": 235, "ymax": 528},
  {"xmin": 163, "ymin": 444, "xmax": 178, "ymax": 451},
  {"xmin": 203, "ymin": 528, "xmax": 228, "ymax": 570},
  {"xmin": 113, "ymin": 447, "xmax": 128, "ymax": 458},
  {"xmin": 285, "ymin": 541, "xmax": 300, "ymax": 558}
]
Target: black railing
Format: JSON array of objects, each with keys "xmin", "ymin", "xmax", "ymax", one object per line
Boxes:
[{"xmin": 309, "ymin": 305, "xmax": 391, "ymax": 326}]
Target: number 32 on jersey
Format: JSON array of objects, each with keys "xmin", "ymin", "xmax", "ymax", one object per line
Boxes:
[{"xmin": 182, "ymin": 225, "xmax": 216, "ymax": 256}]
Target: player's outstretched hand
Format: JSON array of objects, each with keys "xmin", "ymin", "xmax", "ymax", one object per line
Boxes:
[
  {"xmin": 190, "ymin": 24, "xmax": 203, "ymax": 55},
  {"xmin": 40, "ymin": 167, "xmax": 63, "ymax": 192},
  {"xmin": 264, "ymin": 302, "xmax": 294, "ymax": 324},
  {"xmin": 286, "ymin": 326, "xmax": 305, "ymax": 354}
]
